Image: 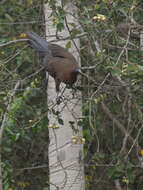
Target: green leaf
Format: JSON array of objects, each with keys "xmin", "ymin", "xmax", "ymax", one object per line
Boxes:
[
  {"xmin": 5, "ymin": 13, "xmax": 14, "ymax": 22},
  {"xmin": 66, "ymin": 41, "xmax": 72, "ymax": 49}
]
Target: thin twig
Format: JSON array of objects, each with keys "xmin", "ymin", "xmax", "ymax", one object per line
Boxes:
[
  {"xmin": 101, "ymin": 102, "xmax": 141, "ymax": 150},
  {"xmin": 0, "ymin": 39, "xmax": 29, "ymax": 48},
  {"xmin": 114, "ymin": 180, "xmax": 122, "ymax": 190},
  {"xmin": 0, "ymin": 81, "xmax": 21, "ymax": 189}
]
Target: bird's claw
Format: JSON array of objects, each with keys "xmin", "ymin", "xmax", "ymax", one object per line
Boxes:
[{"xmin": 56, "ymin": 96, "xmax": 63, "ymax": 104}]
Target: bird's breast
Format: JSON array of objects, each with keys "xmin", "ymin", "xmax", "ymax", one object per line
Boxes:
[{"xmin": 46, "ymin": 57, "xmax": 79, "ymax": 84}]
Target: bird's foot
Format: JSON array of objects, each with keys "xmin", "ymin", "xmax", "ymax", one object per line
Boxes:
[{"xmin": 56, "ymin": 95, "xmax": 63, "ymax": 104}]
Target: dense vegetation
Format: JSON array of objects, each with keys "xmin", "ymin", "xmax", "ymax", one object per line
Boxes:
[
  {"xmin": 0, "ymin": 0, "xmax": 143, "ymax": 189},
  {"xmin": 0, "ymin": 1, "xmax": 49, "ymax": 189}
]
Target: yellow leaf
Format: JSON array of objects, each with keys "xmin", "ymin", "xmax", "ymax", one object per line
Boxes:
[
  {"xmin": 122, "ymin": 177, "xmax": 129, "ymax": 184},
  {"xmin": 19, "ymin": 33, "xmax": 27, "ymax": 38},
  {"xmin": 27, "ymin": 0, "xmax": 33, "ymax": 6},
  {"xmin": 139, "ymin": 149, "xmax": 143, "ymax": 156}
]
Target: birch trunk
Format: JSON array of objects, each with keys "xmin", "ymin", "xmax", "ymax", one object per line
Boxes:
[{"xmin": 44, "ymin": 1, "xmax": 85, "ymax": 190}]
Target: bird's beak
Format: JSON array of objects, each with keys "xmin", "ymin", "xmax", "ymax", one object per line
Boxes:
[{"xmin": 74, "ymin": 68, "xmax": 81, "ymax": 73}]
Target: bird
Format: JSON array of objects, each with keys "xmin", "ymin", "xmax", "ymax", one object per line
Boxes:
[{"xmin": 25, "ymin": 32, "xmax": 80, "ymax": 92}]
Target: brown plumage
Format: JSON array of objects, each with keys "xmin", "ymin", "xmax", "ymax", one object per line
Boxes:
[{"xmin": 26, "ymin": 32, "xmax": 79, "ymax": 92}]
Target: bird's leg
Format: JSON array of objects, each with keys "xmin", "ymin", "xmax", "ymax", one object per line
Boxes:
[
  {"xmin": 55, "ymin": 79, "xmax": 63, "ymax": 104},
  {"xmin": 55, "ymin": 78, "xmax": 60, "ymax": 93},
  {"xmin": 56, "ymin": 88, "xmax": 66, "ymax": 104},
  {"xmin": 71, "ymin": 85, "xmax": 77, "ymax": 98}
]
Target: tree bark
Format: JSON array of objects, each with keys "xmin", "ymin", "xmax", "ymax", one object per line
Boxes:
[{"xmin": 44, "ymin": 1, "xmax": 85, "ymax": 190}]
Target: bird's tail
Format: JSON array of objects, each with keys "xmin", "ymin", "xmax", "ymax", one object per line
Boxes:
[{"xmin": 26, "ymin": 32, "xmax": 52, "ymax": 57}]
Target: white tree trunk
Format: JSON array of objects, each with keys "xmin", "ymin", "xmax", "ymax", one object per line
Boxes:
[{"xmin": 44, "ymin": 1, "xmax": 85, "ymax": 190}]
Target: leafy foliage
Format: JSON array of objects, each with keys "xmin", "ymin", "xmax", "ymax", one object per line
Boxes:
[
  {"xmin": 0, "ymin": 1, "xmax": 49, "ymax": 190},
  {"xmin": 1, "ymin": 0, "xmax": 143, "ymax": 189},
  {"xmin": 75, "ymin": 0, "xmax": 143, "ymax": 189}
]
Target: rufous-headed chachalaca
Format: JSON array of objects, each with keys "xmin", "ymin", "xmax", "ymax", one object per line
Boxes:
[{"xmin": 25, "ymin": 32, "xmax": 79, "ymax": 92}]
